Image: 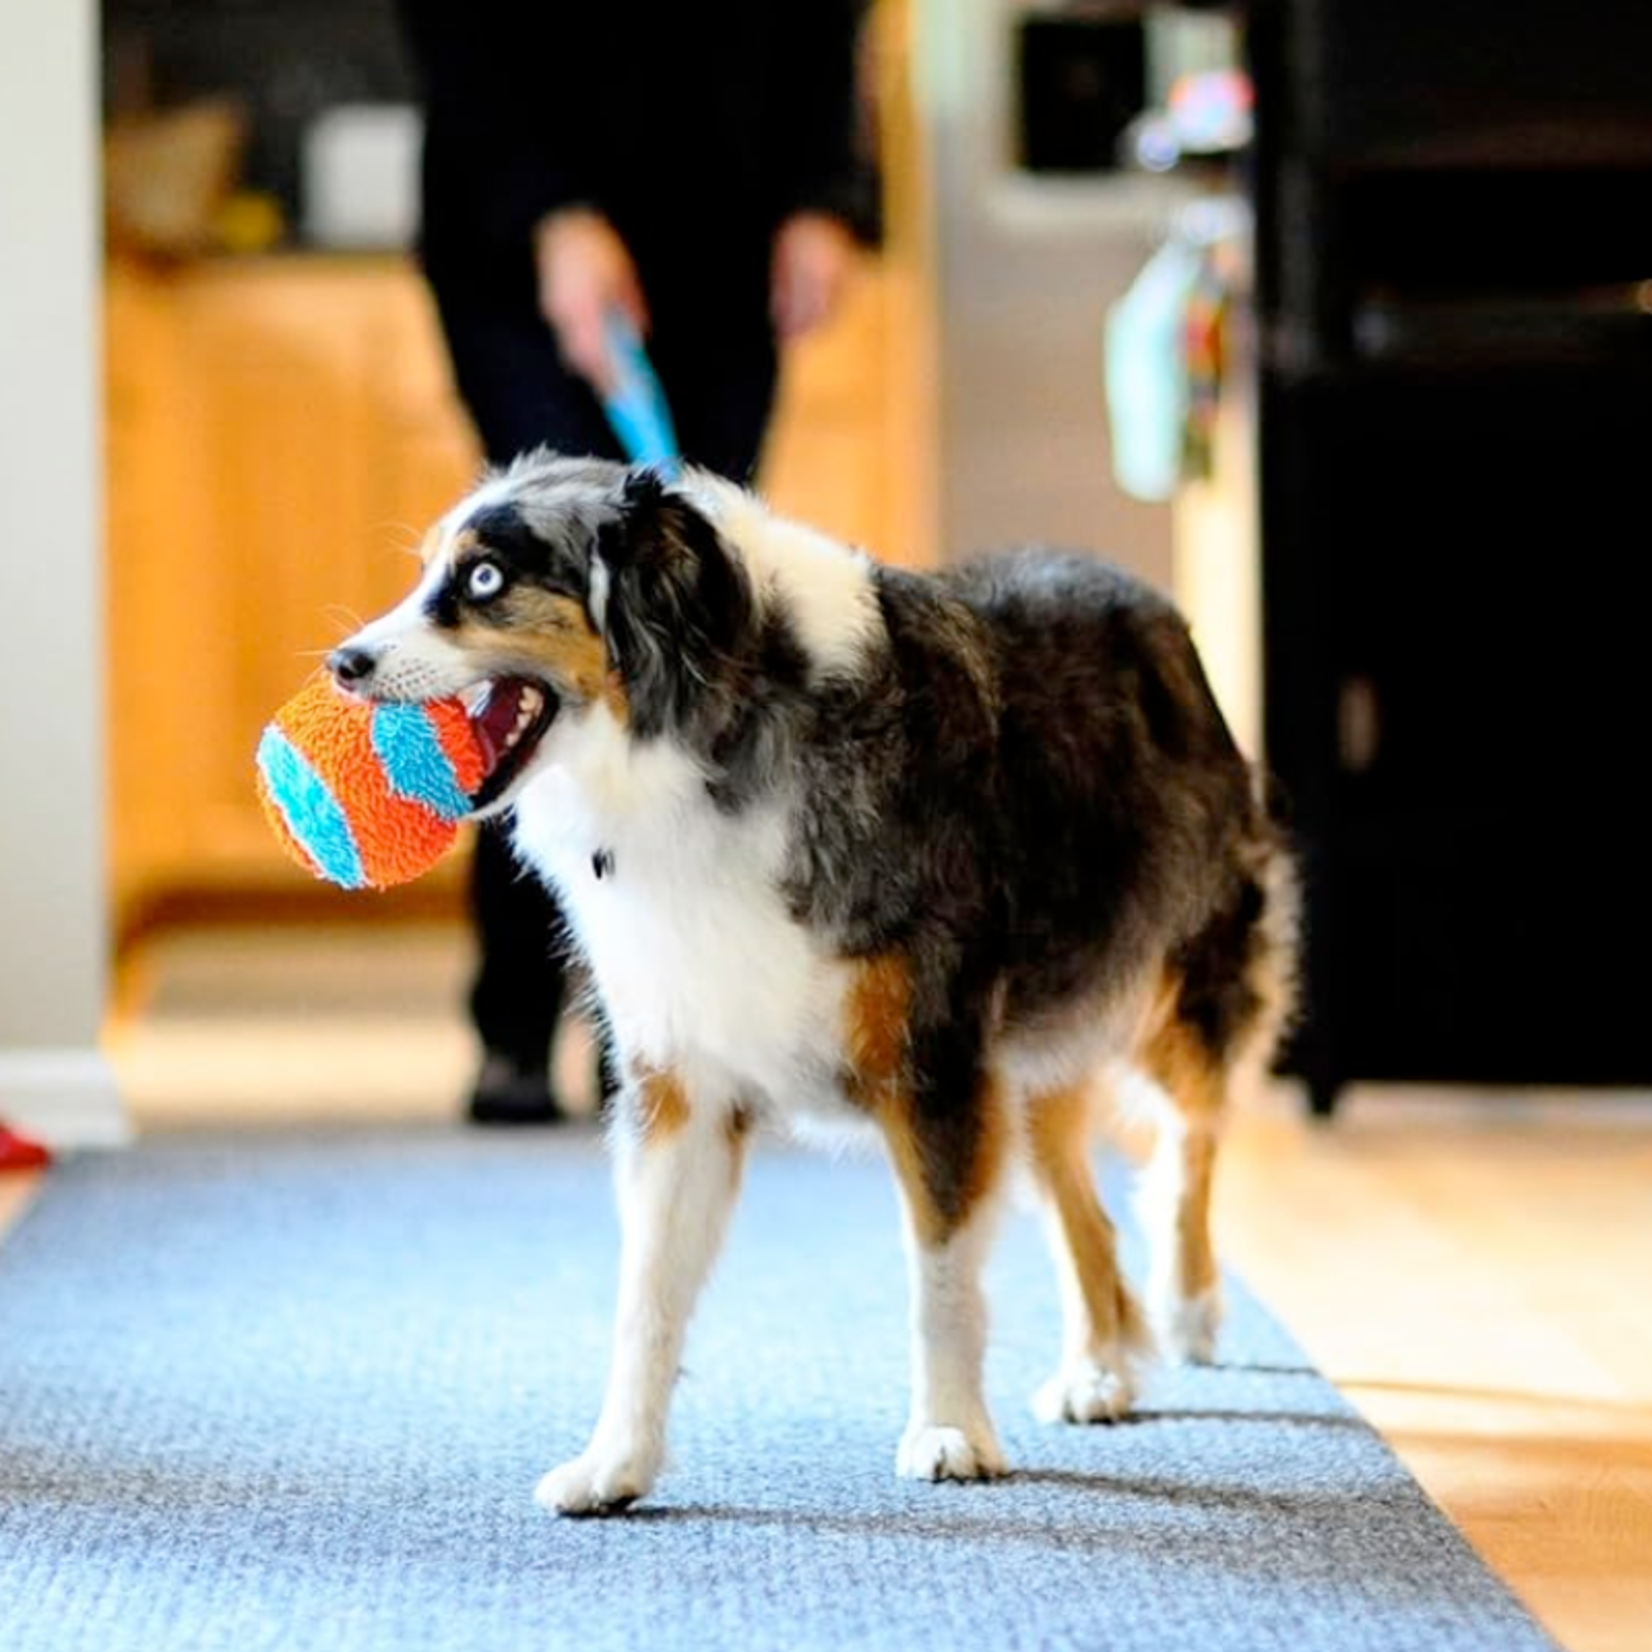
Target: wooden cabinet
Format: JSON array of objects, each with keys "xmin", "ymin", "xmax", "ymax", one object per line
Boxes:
[
  {"xmin": 106, "ymin": 257, "xmax": 483, "ymax": 937},
  {"xmin": 105, "ymin": 251, "xmax": 922, "ymax": 940}
]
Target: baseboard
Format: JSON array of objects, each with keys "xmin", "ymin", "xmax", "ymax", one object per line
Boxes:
[{"xmin": 0, "ymin": 1048, "xmax": 130, "ymax": 1147}]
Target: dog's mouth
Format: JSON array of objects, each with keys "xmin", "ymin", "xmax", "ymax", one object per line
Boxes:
[{"xmin": 464, "ymin": 678, "xmax": 560, "ymax": 809}]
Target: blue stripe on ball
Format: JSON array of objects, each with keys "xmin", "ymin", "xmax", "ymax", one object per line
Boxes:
[
  {"xmin": 370, "ymin": 703, "xmax": 473, "ymax": 821},
  {"xmin": 256, "ymin": 726, "xmax": 368, "ymax": 889}
]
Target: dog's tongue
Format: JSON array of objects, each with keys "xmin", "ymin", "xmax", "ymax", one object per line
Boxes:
[{"xmin": 472, "ymin": 682, "xmax": 527, "ymax": 773}]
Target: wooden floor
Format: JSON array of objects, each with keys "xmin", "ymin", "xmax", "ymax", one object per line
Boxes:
[
  {"xmin": 1217, "ymin": 1087, "xmax": 1652, "ymax": 1652},
  {"xmin": 4, "ymin": 927, "xmax": 1650, "ymax": 1652}
]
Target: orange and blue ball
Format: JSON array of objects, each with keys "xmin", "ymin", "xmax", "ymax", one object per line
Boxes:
[{"xmin": 255, "ymin": 675, "xmax": 487, "ymax": 890}]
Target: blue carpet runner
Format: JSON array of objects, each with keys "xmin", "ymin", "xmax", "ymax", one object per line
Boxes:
[{"xmin": 0, "ymin": 1127, "xmax": 1562, "ymax": 1652}]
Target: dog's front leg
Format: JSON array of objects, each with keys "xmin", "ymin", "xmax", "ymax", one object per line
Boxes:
[
  {"xmin": 876, "ymin": 1037, "xmax": 1008, "ymax": 1483},
  {"xmin": 536, "ymin": 1071, "xmax": 747, "ymax": 1516}
]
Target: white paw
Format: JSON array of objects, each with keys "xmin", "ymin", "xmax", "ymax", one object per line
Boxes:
[
  {"xmin": 534, "ymin": 1446, "xmax": 656, "ymax": 1516},
  {"xmin": 1157, "ymin": 1287, "xmax": 1222, "ymax": 1365},
  {"xmin": 1033, "ymin": 1357, "xmax": 1136, "ymax": 1424},
  {"xmin": 896, "ymin": 1421, "xmax": 1007, "ymax": 1482}
]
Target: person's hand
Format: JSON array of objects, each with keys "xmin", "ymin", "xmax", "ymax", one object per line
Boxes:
[
  {"xmin": 770, "ymin": 212, "xmax": 858, "ymax": 342},
  {"xmin": 534, "ymin": 208, "xmax": 649, "ymax": 396}
]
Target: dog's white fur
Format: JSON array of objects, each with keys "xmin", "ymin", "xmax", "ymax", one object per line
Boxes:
[
  {"xmin": 678, "ymin": 474, "xmax": 883, "ymax": 675},
  {"xmin": 538, "ymin": 1103, "xmax": 743, "ymax": 1511}
]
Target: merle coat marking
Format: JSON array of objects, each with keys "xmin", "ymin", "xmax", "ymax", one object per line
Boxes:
[{"xmin": 329, "ymin": 452, "xmax": 1298, "ymax": 1513}]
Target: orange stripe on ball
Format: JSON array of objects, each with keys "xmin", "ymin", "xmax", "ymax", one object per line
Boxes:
[
  {"xmin": 266, "ymin": 675, "xmax": 463, "ymax": 889},
  {"xmin": 427, "ymin": 698, "xmax": 490, "ymax": 795}
]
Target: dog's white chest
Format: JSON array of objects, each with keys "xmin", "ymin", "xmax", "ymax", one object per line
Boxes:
[{"xmin": 510, "ymin": 723, "xmax": 839, "ymax": 1100}]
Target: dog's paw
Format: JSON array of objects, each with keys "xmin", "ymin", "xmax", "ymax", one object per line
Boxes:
[
  {"xmin": 1156, "ymin": 1287, "xmax": 1222, "ymax": 1365},
  {"xmin": 534, "ymin": 1448, "xmax": 655, "ymax": 1517},
  {"xmin": 1033, "ymin": 1357, "xmax": 1136, "ymax": 1424},
  {"xmin": 896, "ymin": 1422, "xmax": 1007, "ymax": 1482}
]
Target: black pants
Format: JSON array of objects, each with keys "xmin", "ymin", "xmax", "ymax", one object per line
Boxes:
[{"xmin": 426, "ymin": 273, "xmax": 777, "ymax": 1082}]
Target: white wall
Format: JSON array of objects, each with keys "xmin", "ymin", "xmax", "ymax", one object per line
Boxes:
[
  {"xmin": 917, "ymin": 0, "xmax": 1194, "ymax": 584},
  {"xmin": 0, "ymin": 0, "xmax": 127, "ymax": 1144}
]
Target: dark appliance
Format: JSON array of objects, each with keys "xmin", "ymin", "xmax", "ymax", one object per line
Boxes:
[{"xmin": 1245, "ymin": 0, "xmax": 1652, "ymax": 1114}]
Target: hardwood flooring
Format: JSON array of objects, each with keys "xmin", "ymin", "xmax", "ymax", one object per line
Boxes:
[{"xmin": 1218, "ymin": 1086, "xmax": 1652, "ymax": 1652}]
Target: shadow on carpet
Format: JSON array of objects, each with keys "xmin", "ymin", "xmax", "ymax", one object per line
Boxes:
[{"xmin": 0, "ymin": 1126, "xmax": 1561, "ymax": 1652}]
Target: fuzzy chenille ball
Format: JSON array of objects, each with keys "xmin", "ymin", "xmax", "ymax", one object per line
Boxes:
[{"xmin": 255, "ymin": 675, "xmax": 487, "ymax": 890}]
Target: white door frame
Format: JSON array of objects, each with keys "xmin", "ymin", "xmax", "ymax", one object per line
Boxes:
[{"xmin": 0, "ymin": 0, "xmax": 128, "ymax": 1145}]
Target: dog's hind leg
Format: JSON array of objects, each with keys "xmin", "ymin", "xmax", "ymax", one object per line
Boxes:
[
  {"xmin": 1134, "ymin": 1033, "xmax": 1226, "ymax": 1365},
  {"xmin": 536, "ymin": 1068, "xmax": 748, "ymax": 1515},
  {"xmin": 1137, "ymin": 865, "xmax": 1291, "ymax": 1365},
  {"xmin": 1025, "ymin": 1083, "xmax": 1154, "ymax": 1423}
]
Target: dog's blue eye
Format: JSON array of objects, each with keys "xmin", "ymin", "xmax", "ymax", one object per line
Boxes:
[{"xmin": 466, "ymin": 561, "xmax": 505, "ymax": 602}]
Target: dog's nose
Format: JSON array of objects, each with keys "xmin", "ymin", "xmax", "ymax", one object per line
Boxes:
[{"xmin": 328, "ymin": 645, "xmax": 377, "ymax": 688}]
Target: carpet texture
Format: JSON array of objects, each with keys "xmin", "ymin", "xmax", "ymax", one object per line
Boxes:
[{"xmin": 0, "ymin": 1127, "xmax": 1561, "ymax": 1652}]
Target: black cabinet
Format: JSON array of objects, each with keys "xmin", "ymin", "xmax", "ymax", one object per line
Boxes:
[{"xmin": 1245, "ymin": 1, "xmax": 1652, "ymax": 1114}]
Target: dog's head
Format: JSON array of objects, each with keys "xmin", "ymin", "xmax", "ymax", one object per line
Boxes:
[{"xmin": 329, "ymin": 452, "xmax": 755, "ymax": 812}]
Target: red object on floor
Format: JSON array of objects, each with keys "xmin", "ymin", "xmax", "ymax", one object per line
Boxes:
[{"xmin": 0, "ymin": 1122, "xmax": 51, "ymax": 1173}]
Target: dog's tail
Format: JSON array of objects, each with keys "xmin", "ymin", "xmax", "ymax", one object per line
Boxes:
[{"xmin": 1237, "ymin": 766, "xmax": 1303, "ymax": 1091}]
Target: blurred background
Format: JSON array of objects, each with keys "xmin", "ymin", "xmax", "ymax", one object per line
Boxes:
[
  {"xmin": 81, "ymin": 0, "xmax": 1243, "ymax": 1129},
  {"xmin": 5, "ymin": 0, "xmax": 1652, "ymax": 1135}
]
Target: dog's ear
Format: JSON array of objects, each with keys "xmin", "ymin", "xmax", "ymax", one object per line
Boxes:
[{"xmin": 595, "ymin": 470, "xmax": 753, "ymax": 737}]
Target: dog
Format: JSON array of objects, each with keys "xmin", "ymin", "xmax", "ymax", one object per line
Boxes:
[{"xmin": 329, "ymin": 450, "xmax": 1297, "ymax": 1515}]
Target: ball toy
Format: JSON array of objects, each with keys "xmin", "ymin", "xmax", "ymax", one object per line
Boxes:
[{"xmin": 255, "ymin": 674, "xmax": 487, "ymax": 890}]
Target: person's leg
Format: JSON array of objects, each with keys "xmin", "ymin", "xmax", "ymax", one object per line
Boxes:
[
  {"xmin": 464, "ymin": 826, "xmax": 569, "ymax": 1122},
  {"xmin": 427, "ymin": 274, "xmax": 777, "ymax": 1124},
  {"xmin": 428, "ymin": 285, "xmax": 622, "ymax": 1123},
  {"xmin": 645, "ymin": 294, "xmax": 778, "ymax": 484},
  {"xmin": 433, "ymin": 278, "xmax": 622, "ymax": 468}
]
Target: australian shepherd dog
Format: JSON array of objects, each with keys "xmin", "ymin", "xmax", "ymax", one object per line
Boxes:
[{"xmin": 329, "ymin": 452, "xmax": 1297, "ymax": 1514}]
